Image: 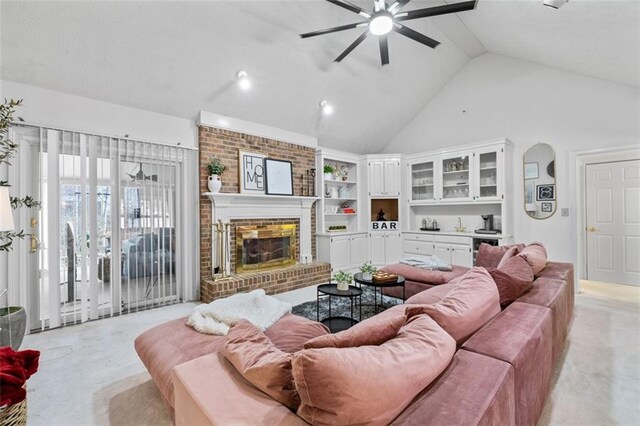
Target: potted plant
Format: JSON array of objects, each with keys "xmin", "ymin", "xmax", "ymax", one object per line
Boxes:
[
  {"xmin": 0, "ymin": 99, "xmax": 39, "ymax": 350},
  {"xmin": 0, "ymin": 346, "xmax": 40, "ymax": 424},
  {"xmin": 359, "ymin": 262, "xmax": 377, "ymax": 281},
  {"xmin": 323, "ymin": 164, "xmax": 335, "ymax": 181},
  {"xmin": 333, "ymin": 270, "xmax": 353, "ymax": 291},
  {"xmin": 206, "ymin": 157, "xmax": 227, "ymax": 193}
]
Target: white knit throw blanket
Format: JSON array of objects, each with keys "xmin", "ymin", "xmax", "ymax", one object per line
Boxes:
[{"xmin": 186, "ymin": 289, "xmax": 292, "ymax": 335}]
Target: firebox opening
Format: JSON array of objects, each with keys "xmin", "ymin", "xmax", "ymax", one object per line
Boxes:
[{"xmin": 236, "ymin": 224, "xmax": 297, "ymax": 273}]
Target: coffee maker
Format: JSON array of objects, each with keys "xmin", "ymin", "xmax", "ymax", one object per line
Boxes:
[{"xmin": 475, "ymin": 214, "xmax": 499, "ymax": 234}]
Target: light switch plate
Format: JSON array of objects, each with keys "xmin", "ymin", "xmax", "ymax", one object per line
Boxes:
[{"xmin": 561, "ymin": 208, "xmax": 569, "ymax": 217}]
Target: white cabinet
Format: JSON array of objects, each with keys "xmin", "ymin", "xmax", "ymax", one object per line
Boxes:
[
  {"xmin": 350, "ymin": 233, "xmax": 369, "ymax": 267},
  {"xmin": 440, "ymin": 152, "xmax": 472, "ymax": 202},
  {"xmin": 370, "ymin": 232, "xmax": 401, "ymax": 266},
  {"xmin": 368, "ymin": 159, "xmax": 401, "ymax": 197},
  {"xmin": 451, "ymin": 244, "xmax": 473, "ymax": 267},
  {"xmin": 472, "ymin": 146, "xmax": 504, "ymax": 202},
  {"xmin": 384, "ymin": 161, "xmax": 401, "ymax": 197},
  {"xmin": 317, "ymin": 233, "xmax": 369, "ymax": 272},
  {"xmin": 403, "ymin": 233, "xmax": 435, "ymax": 256},
  {"xmin": 405, "ymin": 233, "xmax": 474, "ymax": 268},
  {"xmin": 409, "ymin": 159, "xmax": 437, "ymax": 203}
]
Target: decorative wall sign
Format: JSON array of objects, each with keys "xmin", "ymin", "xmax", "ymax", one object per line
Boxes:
[
  {"xmin": 536, "ymin": 184, "xmax": 555, "ymax": 201},
  {"xmin": 239, "ymin": 151, "xmax": 266, "ymax": 194},
  {"xmin": 265, "ymin": 158, "xmax": 294, "ymax": 196},
  {"xmin": 541, "ymin": 202, "xmax": 553, "ymax": 213},
  {"xmin": 524, "ymin": 162, "xmax": 539, "ymax": 180}
]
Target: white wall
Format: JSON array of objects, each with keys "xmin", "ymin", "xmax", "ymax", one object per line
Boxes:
[
  {"xmin": 0, "ymin": 80, "xmax": 198, "ymax": 147},
  {"xmin": 384, "ymin": 53, "xmax": 640, "ymax": 273}
]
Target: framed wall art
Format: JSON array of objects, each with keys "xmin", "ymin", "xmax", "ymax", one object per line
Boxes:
[
  {"xmin": 239, "ymin": 151, "xmax": 266, "ymax": 194},
  {"xmin": 536, "ymin": 184, "xmax": 555, "ymax": 201},
  {"xmin": 265, "ymin": 158, "xmax": 294, "ymax": 196}
]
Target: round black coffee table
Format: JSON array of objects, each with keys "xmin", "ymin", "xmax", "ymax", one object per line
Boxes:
[
  {"xmin": 317, "ymin": 284, "xmax": 362, "ymax": 333},
  {"xmin": 353, "ymin": 272, "xmax": 406, "ymax": 314}
]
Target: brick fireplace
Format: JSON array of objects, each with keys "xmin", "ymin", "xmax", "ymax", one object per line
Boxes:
[{"xmin": 199, "ymin": 125, "xmax": 330, "ymax": 302}]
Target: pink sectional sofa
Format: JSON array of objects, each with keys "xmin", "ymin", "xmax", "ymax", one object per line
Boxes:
[{"xmin": 135, "ymin": 261, "xmax": 574, "ymax": 425}]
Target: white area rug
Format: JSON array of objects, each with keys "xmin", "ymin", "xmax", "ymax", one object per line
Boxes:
[{"xmin": 187, "ymin": 289, "xmax": 292, "ymax": 335}]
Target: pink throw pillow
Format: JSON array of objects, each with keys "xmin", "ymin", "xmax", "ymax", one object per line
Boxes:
[
  {"xmin": 497, "ymin": 245, "xmax": 520, "ymax": 268},
  {"xmin": 518, "ymin": 242, "xmax": 548, "ymax": 275},
  {"xmin": 292, "ymin": 315, "xmax": 456, "ymax": 425},
  {"xmin": 224, "ymin": 321, "xmax": 299, "ymax": 410},
  {"xmin": 487, "ymin": 255, "xmax": 534, "ymax": 307},
  {"xmin": 304, "ymin": 314, "xmax": 406, "ymax": 349},
  {"xmin": 406, "ymin": 267, "xmax": 501, "ymax": 343},
  {"xmin": 475, "ymin": 243, "xmax": 510, "ymax": 268}
]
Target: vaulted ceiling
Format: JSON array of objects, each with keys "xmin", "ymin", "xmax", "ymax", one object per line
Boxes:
[{"xmin": 1, "ymin": 1, "xmax": 638, "ymax": 153}]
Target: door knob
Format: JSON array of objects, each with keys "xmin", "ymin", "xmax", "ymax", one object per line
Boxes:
[
  {"xmin": 30, "ymin": 234, "xmax": 40, "ymax": 253},
  {"xmin": 587, "ymin": 226, "xmax": 599, "ymax": 232}
]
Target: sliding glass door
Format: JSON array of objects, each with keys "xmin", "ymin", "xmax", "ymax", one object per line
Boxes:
[{"xmin": 8, "ymin": 126, "xmax": 191, "ymax": 330}]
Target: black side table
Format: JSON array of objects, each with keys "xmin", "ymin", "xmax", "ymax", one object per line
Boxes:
[
  {"xmin": 317, "ymin": 284, "xmax": 362, "ymax": 333},
  {"xmin": 353, "ymin": 272, "xmax": 406, "ymax": 314}
]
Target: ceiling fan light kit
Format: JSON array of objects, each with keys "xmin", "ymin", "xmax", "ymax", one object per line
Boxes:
[{"xmin": 300, "ymin": 0, "xmax": 478, "ymax": 65}]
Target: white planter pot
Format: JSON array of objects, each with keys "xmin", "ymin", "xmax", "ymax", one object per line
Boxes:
[
  {"xmin": 208, "ymin": 175, "xmax": 222, "ymax": 193},
  {"xmin": 324, "ymin": 172, "xmax": 334, "ymax": 181},
  {"xmin": 336, "ymin": 281, "xmax": 349, "ymax": 291},
  {"xmin": 362, "ymin": 273, "xmax": 372, "ymax": 281}
]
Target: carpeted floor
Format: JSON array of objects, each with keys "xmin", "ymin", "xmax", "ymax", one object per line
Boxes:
[{"xmin": 292, "ymin": 285, "xmax": 403, "ymax": 324}]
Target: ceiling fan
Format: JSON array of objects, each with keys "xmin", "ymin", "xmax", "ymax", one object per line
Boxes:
[
  {"xmin": 300, "ymin": 0, "xmax": 478, "ymax": 65},
  {"xmin": 127, "ymin": 163, "xmax": 158, "ymax": 182}
]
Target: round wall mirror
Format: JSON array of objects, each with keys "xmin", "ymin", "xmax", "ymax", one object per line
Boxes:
[{"xmin": 523, "ymin": 143, "xmax": 556, "ymax": 219}]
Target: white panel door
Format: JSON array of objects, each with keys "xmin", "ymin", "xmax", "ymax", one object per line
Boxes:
[
  {"xmin": 368, "ymin": 161, "xmax": 385, "ymax": 197},
  {"xmin": 330, "ymin": 236, "xmax": 351, "ymax": 271},
  {"xmin": 451, "ymin": 244, "xmax": 473, "ymax": 267},
  {"xmin": 384, "ymin": 160, "xmax": 401, "ymax": 197},
  {"xmin": 586, "ymin": 160, "xmax": 640, "ymax": 285},
  {"xmin": 385, "ymin": 233, "xmax": 402, "ymax": 264},
  {"xmin": 434, "ymin": 243, "xmax": 451, "ymax": 264},
  {"xmin": 349, "ymin": 234, "xmax": 368, "ymax": 268},
  {"xmin": 369, "ymin": 234, "xmax": 386, "ymax": 265}
]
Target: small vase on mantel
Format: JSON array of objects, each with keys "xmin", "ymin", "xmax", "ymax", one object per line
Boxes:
[{"xmin": 208, "ymin": 175, "xmax": 222, "ymax": 193}]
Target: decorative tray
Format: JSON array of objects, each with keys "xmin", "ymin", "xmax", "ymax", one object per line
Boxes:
[
  {"xmin": 420, "ymin": 228, "xmax": 440, "ymax": 232},
  {"xmin": 372, "ymin": 271, "xmax": 399, "ymax": 284}
]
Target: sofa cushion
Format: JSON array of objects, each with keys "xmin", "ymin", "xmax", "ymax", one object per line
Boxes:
[
  {"xmin": 405, "ymin": 283, "xmax": 455, "ymax": 305},
  {"xmin": 487, "ymin": 255, "xmax": 534, "ymax": 307},
  {"xmin": 406, "ymin": 267, "xmax": 501, "ymax": 343},
  {"xmin": 381, "ymin": 263, "xmax": 468, "ymax": 286},
  {"xmin": 265, "ymin": 313, "xmax": 330, "ymax": 353},
  {"xmin": 223, "ymin": 321, "xmax": 299, "ymax": 410},
  {"xmin": 517, "ymin": 277, "xmax": 572, "ymax": 363},
  {"xmin": 391, "ymin": 349, "xmax": 515, "ymax": 426},
  {"xmin": 518, "ymin": 242, "xmax": 548, "ymax": 276},
  {"xmin": 292, "ymin": 314, "xmax": 456, "ymax": 426},
  {"xmin": 476, "ymin": 243, "xmax": 525, "ymax": 269},
  {"xmin": 304, "ymin": 313, "xmax": 406, "ymax": 349},
  {"xmin": 462, "ymin": 302, "xmax": 553, "ymax": 426},
  {"xmin": 173, "ymin": 353, "xmax": 307, "ymax": 426}
]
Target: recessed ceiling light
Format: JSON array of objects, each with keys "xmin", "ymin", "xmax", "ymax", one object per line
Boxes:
[
  {"xmin": 369, "ymin": 12, "xmax": 394, "ymax": 36},
  {"xmin": 236, "ymin": 70, "xmax": 251, "ymax": 90},
  {"xmin": 319, "ymin": 100, "xmax": 334, "ymax": 115}
]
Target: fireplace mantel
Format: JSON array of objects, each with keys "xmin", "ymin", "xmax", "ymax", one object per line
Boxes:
[{"xmin": 202, "ymin": 192, "xmax": 319, "ymax": 271}]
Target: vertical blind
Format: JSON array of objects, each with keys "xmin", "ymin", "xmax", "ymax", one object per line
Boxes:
[{"xmin": 4, "ymin": 125, "xmax": 196, "ymax": 331}]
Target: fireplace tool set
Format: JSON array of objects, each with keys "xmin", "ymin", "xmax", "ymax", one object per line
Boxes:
[{"xmin": 213, "ymin": 220, "xmax": 231, "ymax": 280}]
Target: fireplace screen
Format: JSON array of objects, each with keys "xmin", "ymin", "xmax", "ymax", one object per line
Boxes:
[{"xmin": 236, "ymin": 224, "xmax": 297, "ymax": 273}]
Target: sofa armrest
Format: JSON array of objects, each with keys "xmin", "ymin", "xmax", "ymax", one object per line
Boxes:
[{"xmin": 173, "ymin": 353, "xmax": 308, "ymax": 426}]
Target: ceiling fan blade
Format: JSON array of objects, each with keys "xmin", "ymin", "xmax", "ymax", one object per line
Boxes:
[
  {"xmin": 395, "ymin": 0, "xmax": 477, "ymax": 22},
  {"xmin": 300, "ymin": 21, "xmax": 368, "ymax": 39},
  {"xmin": 388, "ymin": 0, "xmax": 411, "ymax": 14},
  {"xmin": 335, "ymin": 31, "xmax": 369, "ymax": 62},
  {"xmin": 379, "ymin": 35, "xmax": 389, "ymax": 65},
  {"xmin": 326, "ymin": 0, "xmax": 371, "ymax": 17},
  {"xmin": 393, "ymin": 24, "xmax": 440, "ymax": 49}
]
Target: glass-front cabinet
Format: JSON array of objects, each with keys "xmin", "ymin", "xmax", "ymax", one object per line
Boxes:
[
  {"xmin": 410, "ymin": 160, "xmax": 436, "ymax": 202},
  {"xmin": 441, "ymin": 154, "xmax": 472, "ymax": 201},
  {"xmin": 473, "ymin": 146, "xmax": 503, "ymax": 201}
]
